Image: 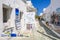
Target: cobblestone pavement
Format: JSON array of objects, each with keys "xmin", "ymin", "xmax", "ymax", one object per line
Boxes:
[{"xmin": 0, "ymin": 19, "xmax": 60, "ymax": 40}]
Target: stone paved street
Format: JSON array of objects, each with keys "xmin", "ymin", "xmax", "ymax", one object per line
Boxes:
[{"xmin": 0, "ymin": 20, "xmax": 60, "ymax": 40}]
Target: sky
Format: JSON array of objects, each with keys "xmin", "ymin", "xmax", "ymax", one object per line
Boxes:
[{"xmin": 31, "ymin": 0, "xmax": 51, "ymax": 16}]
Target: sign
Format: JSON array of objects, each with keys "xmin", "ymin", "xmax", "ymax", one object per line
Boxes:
[{"xmin": 15, "ymin": 8, "xmax": 19, "ymax": 16}]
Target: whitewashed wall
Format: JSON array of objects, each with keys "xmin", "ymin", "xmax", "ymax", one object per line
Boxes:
[{"xmin": 0, "ymin": 0, "xmax": 27, "ymax": 36}]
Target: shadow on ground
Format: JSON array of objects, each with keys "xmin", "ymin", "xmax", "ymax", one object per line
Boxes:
[{"xmin": 38, "ymin": 19, "xmax": 60, "ymax": 39}]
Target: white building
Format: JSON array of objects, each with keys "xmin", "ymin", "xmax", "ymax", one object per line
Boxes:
[
  {"xmin": 43, "ymin": 0, "xmax": 60, "ymax": 22},
  {"xmin": 42, "ymin": 0, "xmax": 60, "ymax": 36},
  {"xmin": 20, "ymin": 1, "xmax": 36, "ymax": 36},
  {"xmin": 0, "ymin": 0, "xmax": 36, "ymax": 37}
]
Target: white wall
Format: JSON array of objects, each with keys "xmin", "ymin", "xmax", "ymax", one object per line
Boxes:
[
  {"xmin": 0, "ymin": 0, "xmax": 36, "ymax": 36},
  {"xmin": 0, "ymin": 1, "xmax": 4, "ymax": 36}
]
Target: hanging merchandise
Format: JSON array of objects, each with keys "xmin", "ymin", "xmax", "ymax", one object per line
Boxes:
[
  {"xmin": 10, "ymin": 32, "xmax": 16, "ymax": 37},
  {"xmin": 15, "ymin": 8, "xmax": 21, "ymax": 30},
  {"xmin": 26, "ymin": 24, "xmax": 32, "ymax": 30}
]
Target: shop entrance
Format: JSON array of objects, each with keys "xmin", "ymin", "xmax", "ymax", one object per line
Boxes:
[{"xmin": 3, "ymin": 4, "xmax": 12, "ymax": 23}]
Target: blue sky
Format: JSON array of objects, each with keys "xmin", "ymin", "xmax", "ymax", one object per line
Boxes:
[{"xmin": 31, "ymin": 0, "xmax": 51, "ymax": 16}]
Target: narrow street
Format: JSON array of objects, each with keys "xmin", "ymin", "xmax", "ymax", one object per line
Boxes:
[
  {"xmin": 0, "ymin": 0, "xmax": 60, "ymax": 40},
  {"xmin": 0, "ymin": 20, "xmax": 60, "ymax": 40}
]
